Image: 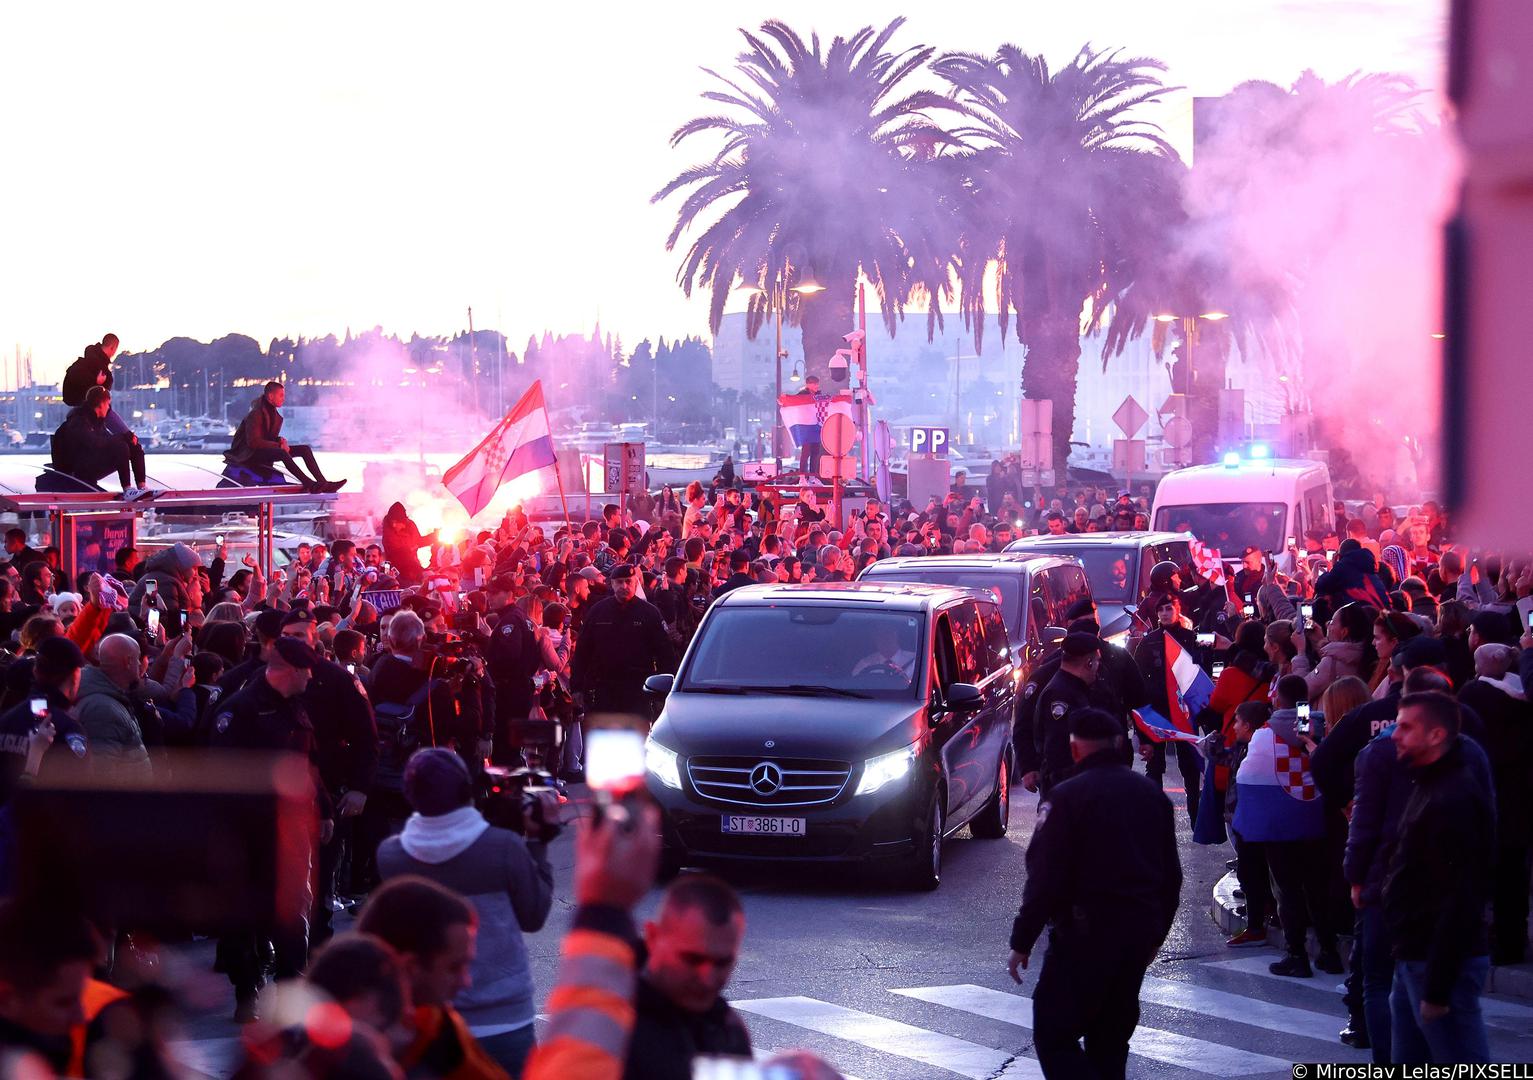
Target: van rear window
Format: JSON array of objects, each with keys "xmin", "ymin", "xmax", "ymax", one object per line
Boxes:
[
  {"xmin": 861, "ymin": 569, "xmax": 1020, "ymax": 639},
  {"xmin": 1154, "ymin": 503, "xmax": 1287, "ymax": 555}
]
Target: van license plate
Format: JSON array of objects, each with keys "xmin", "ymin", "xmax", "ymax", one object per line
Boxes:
[{"xmin": 722, "ymin": 816, "xmax": 806, "ymax": 836}]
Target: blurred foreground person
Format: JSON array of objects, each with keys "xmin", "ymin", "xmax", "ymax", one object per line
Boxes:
[{"xmin": 623, "ymin": 875, "xmax": 752, "ymax": 1080}]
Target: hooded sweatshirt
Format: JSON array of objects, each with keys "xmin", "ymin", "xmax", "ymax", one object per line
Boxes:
[
  {"xmin": 376, "ymin": 808, "xmax": 554, "ymax": 1032},
  {"xmin": 128, "ymin": 543, "xmax": 200, "ymax": 613}
]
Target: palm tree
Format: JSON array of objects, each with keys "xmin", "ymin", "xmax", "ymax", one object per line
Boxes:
[
  {"xmin": 934, "ymin": 44, "xmax": 1182, "ymax": 473},
  {"xmin": 655, "ymin": 18, "xmax": 956, "ymax": 381}
]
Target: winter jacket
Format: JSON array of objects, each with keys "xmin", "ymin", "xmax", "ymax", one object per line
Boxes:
[
  {"xmin": 127, "ymin": 543, "xmax": 200, "ymax": 614},
  {"xmin": 623, "ymin": 976, "xmax": 753, "ymax": 1080},
  {"xmin": 1348, "ymin": 727, "xmax": 1495, "ymax": 908},
  {"xmin": 1459, "ymin": 676, "xmax": 1533, "ymax": 847},
  {"xmin": 51, "ymin": 406, "xmax": 120, "ymax": 478},
  {"xmin": 1314, "ymin": 548, "xmax": 1389, "ymax": 610},
  {"xmin": 61, "ymin": 345, "xmax": 114, "ymax": 407},
  {"xmin": 72, "ymin": 666, "xmax": 152, "ymax": 781},
  {"xmin": 1312, "ymin": 687, "xmax": 1400, "ymax": 811},
  {"xmin": 377, "ymin": 810, "xmax": 553, "ymax": 1032},
  {"xmin": 1382, "ymin": 737, "xmax": 1496, "ymax": 1005},
  {"xmin": 226, "ymin": 395, "xmax": 283, "ymax": 464},
  {"xmin": 1344, "ymin": 728, "xmax": 1412, "ymax": 907},
  {"xmin": 1292, "ymin": 639, "xmax": 1365, "ymax": 700}
]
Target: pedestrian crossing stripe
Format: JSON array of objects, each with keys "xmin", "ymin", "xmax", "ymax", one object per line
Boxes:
[
  {"xmin": 1203, "ymin": 956, "xmax": 1533, "ymax": 1031},
  {"xmin": 892, "ymin": 984, "xmax": 1291, "ymax": 1076},
  {"xmin": 1138, "ymin": 976, "xmax": 1368, "ymax": 1047},
  {"xmin": 734, "ymin": 996, "xmax": 1039, "ymax": 1079}
]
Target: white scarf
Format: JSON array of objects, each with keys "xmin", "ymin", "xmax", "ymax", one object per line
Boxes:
[{"xmin": 399, "ymin": 805, "xmax": 490, "ymax": 864}]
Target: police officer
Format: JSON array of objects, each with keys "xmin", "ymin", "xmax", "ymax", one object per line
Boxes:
[
  {"xmin": 0, "ymin": 638, "xmax": 90, "ymax": 810},
  {"xmin": 1147, "ymin": 559, "xmax": 1222, "ymax": 634},
  {"xmin": 209, "ymin": 637, "xmax": 328, "ymax": 1021},
  {"xmin": 1015, "ymin": 614, "xmax": 1147, "ymax": 775},
  {"xmin": 1007, "ymin": 707, "xmax": 1182, "ymax": 1079},
  {"xmin": 1020, "ymin": 633, "xmax": 1103, "ymax": 797},
  {"xmin": 217, "ymin": 609, "xmax": 285, "ymax": 699},
  {"xmin": 1133, "ymin": 591, "xmax": 1208, "ymax": 826},
  {"xmin": 484, "ymin": 574, "xmax": 540, "ymax": 762},
  {"xmin": 570, "ymin": 563, "xmax": 675, "ymax": 720},
  {"xmin": 278, "ymin": 608, "xmax": 378, "ymax": 941}
]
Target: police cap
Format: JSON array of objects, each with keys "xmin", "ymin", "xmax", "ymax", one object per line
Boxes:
[
  {"xmin": 609, "ymin": 563, "xmax": 638, "ymax": 580},
  {"xmin": 1061, "ymin": 632, "xmax": 1104, "ymax": 659},
  {"xmin": 272, "ymin": 637, "xmax": 318, "ymax": 670},
  {"xmin": 281, "ymin": 608, "xmax": 315, "ymax": 628},
  {"xmin": 1069, "ymin": 707, "xmax": 1122, "ymax": 742},
  {"xmin": 35, "ymin": 636, "xmax": 86, "ymax": 683}
]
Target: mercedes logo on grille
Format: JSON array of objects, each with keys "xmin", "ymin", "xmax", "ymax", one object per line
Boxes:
[{"xmin": 749, "ymin": 761, "xmax": 784, "ymax": 796}]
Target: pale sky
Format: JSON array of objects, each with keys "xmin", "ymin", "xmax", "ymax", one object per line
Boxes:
[{"xmin": 0, "ymin": 0, "xmax": 1444, "ymax": 381}]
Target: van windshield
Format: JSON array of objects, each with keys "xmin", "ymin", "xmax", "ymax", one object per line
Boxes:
[
  {"xmin": 1154, "ymin": 503, "xmax": 1287, "ymax": 555},
  {"xmin": 682, "ymin": 607, "xmax": 926, "ymax": 699}
]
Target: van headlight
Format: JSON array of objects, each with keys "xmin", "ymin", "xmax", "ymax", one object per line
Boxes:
[
  {"xmin": 855, "ymin": 745, "xmax": 917, "ymax": 796},
  {"xmin": 645, "ymin": 739, "xmax": 682, "ymax": 789}
]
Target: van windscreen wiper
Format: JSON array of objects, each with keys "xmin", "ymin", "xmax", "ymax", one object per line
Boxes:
[{"xmin": 747, "ymin": 684, "xmax": 873, "ymax": 699}]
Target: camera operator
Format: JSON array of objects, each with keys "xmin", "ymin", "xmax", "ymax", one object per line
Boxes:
[
  {"xmin": 376, "ymin": 748, "xmax": 554, "ymax": 1077},
  {"xmin": 356, "ymin": 610, "xmax": 489, "ymax": 893}
]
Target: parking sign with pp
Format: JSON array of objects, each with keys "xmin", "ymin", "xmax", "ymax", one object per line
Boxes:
[{"xmin": 911, "ymin": 426, "xmax": 949, "ymax": 456}]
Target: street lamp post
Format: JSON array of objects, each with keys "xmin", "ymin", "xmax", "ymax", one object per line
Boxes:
[
  {"xmin": 739, "ymin": 273, "xmax": 822, "ymax": 477},
  {"xmin": 1152, "ymin": 311, "xmax": 1229, "ymax": 397}
]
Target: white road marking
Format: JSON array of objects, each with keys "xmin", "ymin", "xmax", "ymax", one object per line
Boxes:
[
  {"xmin": 1140, "ymin": 975, "xmax": 1365, "ymax": 1047},
  {"xmin": 735, "ymin": 995, "xmax": 1040, "ymax": 1079},
  {"xmin": 893, "ymin": 983, "xmax": 1291, "ymax": 1076},
  {"xmin": 1204, "ymin": 956, "xmax": 1533, "ymax": 1030}
]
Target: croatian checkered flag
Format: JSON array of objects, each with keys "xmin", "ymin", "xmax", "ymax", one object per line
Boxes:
[
  {"xmin": 444, "ymin": 381, "xmax": 557, "ymax": 515},
  {"xmin": 1188, "ymin": 538, "xmax": 1227, "ymax": 587}
]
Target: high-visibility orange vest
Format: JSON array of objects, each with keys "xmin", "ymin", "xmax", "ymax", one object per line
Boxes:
[{"xmin": 66, "ymin": 979, "xmax": 130, "ymax": 1077}]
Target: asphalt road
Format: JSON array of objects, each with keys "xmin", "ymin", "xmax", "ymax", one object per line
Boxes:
[{"xmin": 169, "ymin": 768, "xmax": 1533, "ymax": 1077}]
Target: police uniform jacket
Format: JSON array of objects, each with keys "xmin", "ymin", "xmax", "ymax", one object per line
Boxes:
[
  {"xmin": 303, "ymin": 657, "xmax": 377, "ymax": 795},
  {"xmin": 570, "ymin": 595, "xmax": 676, "ymax": 696},
  {"xmin": 210, "ymin": 676, "xmax": 332, "ymax": 818},
  {"xmin": 1010, "ymin": 749, "xmax": 1182, "ymax": 957},
  {"xmin": 1029, "ymin": 669, "xmax": 1093, "ymax": 788},
  {"xmin": 0, "ymin": 686, "xmax": 89, "ymax": 808},
  {"xmin": 486, "ymin": 604, "xmax": 539, "ymax": 717}
]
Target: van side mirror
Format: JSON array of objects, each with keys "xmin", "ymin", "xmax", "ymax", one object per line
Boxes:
[
  {"xmin": 643, "ymin": 674, "xmax": 675, "ymax": 696},
  {"xmin": 944, "ymin": 682, "xmax": 984, "ymax": 713},
  {"xmin": 1042, "ymin": 626, "xmax": 1067, "ymax": 647}
]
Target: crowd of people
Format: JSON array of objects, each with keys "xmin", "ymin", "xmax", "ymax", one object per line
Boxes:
[
  {"xmin": 0, "ymin": 443, "xmax": 1527, "ymax": 1076},
  {"xmin": 1023, "ymin": 502, "xmax": 1532, "ymax": 1067}
]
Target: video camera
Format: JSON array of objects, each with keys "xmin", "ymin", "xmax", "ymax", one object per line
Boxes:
[
  {"xmin": 423, "ymin": 631, "xmax": 479, "ymax": 679},
  {"xmin": 479, "ymin": 763, "xmax": 563, "ymax": 843}
]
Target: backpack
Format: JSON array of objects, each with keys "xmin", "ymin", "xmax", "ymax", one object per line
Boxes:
[{"xmin": 373, "ymin": 680, "xmax": 440, "ymax": 791}]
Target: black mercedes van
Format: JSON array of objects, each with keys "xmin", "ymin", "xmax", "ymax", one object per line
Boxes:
[{"xmin": 642, "ymin": 582, "xmax": 1015, "ymax": 889}]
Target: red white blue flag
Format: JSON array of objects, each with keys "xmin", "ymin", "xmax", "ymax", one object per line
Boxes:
[{"xmin": 444, "ymin": 381, "xmax": 557, "ymax": 516}]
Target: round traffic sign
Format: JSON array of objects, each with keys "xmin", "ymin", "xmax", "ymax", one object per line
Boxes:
[
  {"xmin": 821, "ymin": 413, "xmax": 856, "ymax": 456},
  {"xmin": 1163, "ymin": 416, "xmax": 1193, "ymax": 449}
]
